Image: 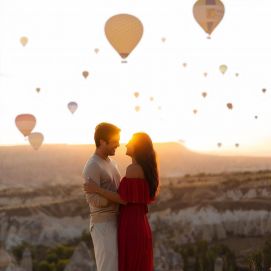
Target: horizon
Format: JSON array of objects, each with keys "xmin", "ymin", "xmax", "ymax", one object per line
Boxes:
[{"xmin": 1, "ymin": 141, "xmax": 271, "ymax": 158}]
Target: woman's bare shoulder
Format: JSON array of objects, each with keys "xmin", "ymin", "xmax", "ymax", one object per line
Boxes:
[{"xmin": 125, "ymin": 163, "xmax": 145, "ymax": 179}]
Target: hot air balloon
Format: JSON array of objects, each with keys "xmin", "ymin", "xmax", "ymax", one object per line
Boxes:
[
  {"xmin": 134, "ymin": 92, "xmax": 139, "ymax": 98},
  {"xmin": 105, "ymin": 14, "xmax": 143, "ymax": 62},
  {"xmin": 202, "ymin": 92, "xmax": 207, "ymax": 98},
  {"xmin": 217, "ymin": 142, "xmax": 222, "ymax": 147},
  {"xmin": 68, "ymin": 102, "xmax": 78, "ymax": 114},
  {"xmin": 82, "ymin": 71, "xmax": 89, "ymax": 79},
  {"xmin": 135, "ymin": 105, "xmax": 140, "ymax": 112},
  {"xmin": 28, "ymin": 132, "xmax": 44, "ymax": 150},
  {"xmin": 193, "ymin": 0, "xmax": 225, "ymax": 38},
  {"xmin": 15, "ymin": 114, "xmax": 36, "ymax": 137},
  {"xmin": 20, "ymin": 36, "xmax": 28, "ymax": 46},
  {"xmin": 219, "ymin": 64, "xmax": 227, "ymax": 74},
  {"xmin": 36, "ymin": 88, "xmax": 40, "ymax": 93},
  {"xmin": 235, "ymin": 143, "xmax": 239, "ymax": 148},
  {"xmin": 94, "ymin": 48, "xmax": 99, "ymax": 54},
  {"xmin": 226, "ymin": 103, "xmax": 233, "ymax": 110}
]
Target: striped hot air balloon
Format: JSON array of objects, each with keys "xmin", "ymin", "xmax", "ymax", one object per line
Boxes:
[{"xmin": 193, "ymin": 0, "xmax": 225, "ymax": 37}]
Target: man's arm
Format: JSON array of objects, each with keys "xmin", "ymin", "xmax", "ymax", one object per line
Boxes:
[{"xmin": 82, "ymin": 162, "xmax": 110, "ymax": 208}]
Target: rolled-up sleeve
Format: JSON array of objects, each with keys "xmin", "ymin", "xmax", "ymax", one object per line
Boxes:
[{"xmin": 82, "ymin": 162, "xmax": 110, "ymax": 208}]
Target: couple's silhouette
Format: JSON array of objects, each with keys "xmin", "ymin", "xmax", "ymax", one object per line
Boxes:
[{"xmin": 83, "ymin": 122, "xmax": 159, "ymax": 271}]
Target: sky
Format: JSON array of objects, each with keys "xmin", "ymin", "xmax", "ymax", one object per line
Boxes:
[{"xmin": 0, "ymin": 0, "xmax": 271, "ymax": 156}]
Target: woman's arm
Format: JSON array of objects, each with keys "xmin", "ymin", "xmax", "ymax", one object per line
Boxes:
[
  {"xmin": 84, "ymin": 182, "xmax": 127, "ymax": 205},
  {"xmin": 97, "ymin": 188, "xmax": 127, "ymax": 205}
]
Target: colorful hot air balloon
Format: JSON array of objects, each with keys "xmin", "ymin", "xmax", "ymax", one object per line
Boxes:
[
  {"xmin": 105, "ymin": 14, "xmax": 143, "ymax": 62},
  {"xmin": 15, "ymin": 114, "xmax": 36, "ymax": 137},
  {"xmin": 219, "ymin": 64, "xmax": 227, "ymax": 74},
  {"xmin": 82, "ymin": 71, "xmax": 89, "ymax": 79},
  {"xmin": 28, "ymin": 132, "xmax": 44, "ymax": 150},
  {"xmin": 20, "ymin": 36, "xmax": 28, "ymax": 46},
  {"xmin": 193, "ymin": 0, "xmax": 225, "ymax": 37},
  {"xmin": 68, "ymin": 102, "xmax": 78, "ymax": 114}
]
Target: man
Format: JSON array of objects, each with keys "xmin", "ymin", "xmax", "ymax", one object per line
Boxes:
[{"xmin": 82, "ymin": 122, "xmax": 121, "ymax": 271}]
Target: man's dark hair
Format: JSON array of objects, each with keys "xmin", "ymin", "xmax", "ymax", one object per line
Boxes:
[{"xmin": 94, "ymin": 122, "xmax": 121, "ymax": 147}]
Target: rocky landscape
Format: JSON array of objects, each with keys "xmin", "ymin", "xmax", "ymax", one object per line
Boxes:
[
  {"xmin": 1, "ymin": 170, "xmax": 271, "ymax": 270},
  {"xmin": 1, "ymin": 144, "xmax": 271, "ymax": 270}
]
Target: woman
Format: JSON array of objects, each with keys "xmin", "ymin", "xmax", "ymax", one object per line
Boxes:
[{"xmin": 84, "ymin": 132, "xmax": 159, "ymax": 271}]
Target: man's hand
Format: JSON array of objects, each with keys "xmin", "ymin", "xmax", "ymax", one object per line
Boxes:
[{"xmin": 83, "ymin": 181, "xmax": 100, "ymax": 194}]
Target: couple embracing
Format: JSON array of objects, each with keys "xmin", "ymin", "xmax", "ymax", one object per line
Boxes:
[{"xmin": 83, "ymin": 122, "xmax": 159, "ymax": 271}]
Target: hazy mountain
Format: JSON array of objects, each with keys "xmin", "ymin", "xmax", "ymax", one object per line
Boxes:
[{"xmin": 1, "ymin": 143, "xmax": 271, "ymax": 188}]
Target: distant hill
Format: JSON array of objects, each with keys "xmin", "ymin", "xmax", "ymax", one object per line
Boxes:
[{"xmin": 0, "ymin": 143, "xmax": 271, "ymax": 187}]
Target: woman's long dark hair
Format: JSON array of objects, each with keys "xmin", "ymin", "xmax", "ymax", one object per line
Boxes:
[{"xmin": 132, "ymin": 133, "xmax": 159, "ymax": 198}]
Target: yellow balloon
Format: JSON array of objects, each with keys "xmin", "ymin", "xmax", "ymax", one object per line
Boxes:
[
  {"xmin": 193, "ymin": 0, "xmax": 225, "ymax": 36},
  {"xmin": 28, "ymin": 132, "xmax": 44, "ymax": 150},
  {"xmin": 219, "ymin": 64, "xmax": 227, "ymax": 74},
  {"xmin": 20, "ymin": 36, "xmax": 28, "ymax": 46},
  {"xmin": 135, "ymin": 105, "xmax": 141, "ymax": 112},
  {"xmin": 105, "ymin": 14, "xmax": 143, "ymax": 60}
]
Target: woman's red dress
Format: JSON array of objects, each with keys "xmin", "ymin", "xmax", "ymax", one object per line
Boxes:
[{"xmin": 118, "ymin": 177, "xmax": 154, "ymax": 271}]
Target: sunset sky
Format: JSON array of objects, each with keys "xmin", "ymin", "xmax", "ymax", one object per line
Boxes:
[{"xmin": 0, "ymin": 0, "xmax": 271, "ymax": 156}]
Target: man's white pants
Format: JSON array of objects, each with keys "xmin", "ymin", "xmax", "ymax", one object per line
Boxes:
[{"xmin": 90, "ymin": 220, "xmax": 118, "ymax": 271}]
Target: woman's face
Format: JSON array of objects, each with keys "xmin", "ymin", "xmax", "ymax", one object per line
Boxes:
[{"xmin": 125, "ymin": 138, "xmax": 135, "ymax": 157}]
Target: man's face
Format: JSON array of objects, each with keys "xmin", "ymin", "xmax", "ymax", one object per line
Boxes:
[{"xmin": 105, "ymin": 133, "xmax": 120, "ymax": 156}]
